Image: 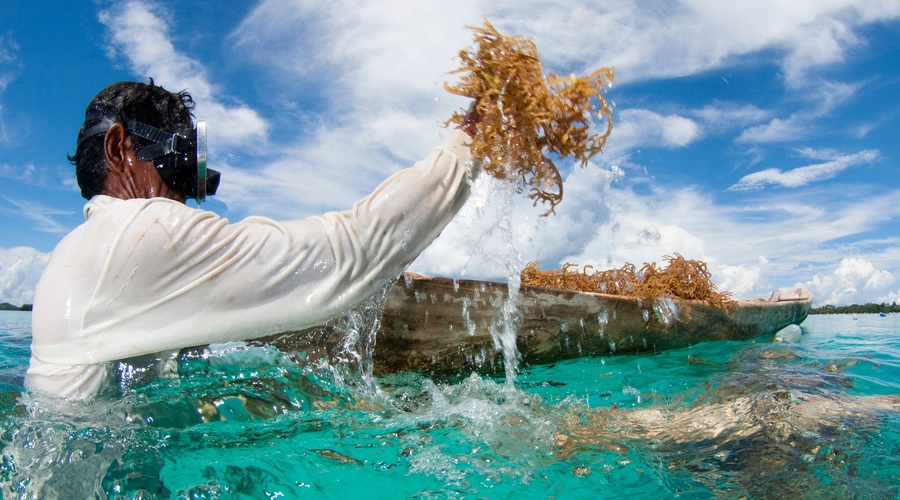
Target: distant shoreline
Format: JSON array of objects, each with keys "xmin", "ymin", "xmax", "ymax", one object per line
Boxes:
[
  {"xmin": 0, "ymin": 303, "xmax": 32, "ymax": 312},
  {"xmin": 810, "ymin": 303, "xmax": 899, "ymax": 315}
]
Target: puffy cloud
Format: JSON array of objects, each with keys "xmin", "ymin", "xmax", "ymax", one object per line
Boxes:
[
  {"xmin": 238, "ymin": 0, "xmax": 883, "ymax": 92},
  {"xmin": 0, "ymin": 247, "xmax": 49, "ymax": 305},
  {"xmin": 230, "ymin": 0, "xmax": 479, "ymax": 113},
  {"xmin": 729, "ymin": 150, "xmax": 879, "ymax": 190},
  {"xmin": 487, "ymin": 0, "xmax": 900, "ymax": 87},
  {"xmin": 98, "ymin": 0, "xmax": 268, "ymax": 149},
  {"xmin": 606, "ymin": 109, "xmax": 701, "ymax": 156},
  {"xmin": 798, "ymin": 258, "xmax": 897, "ymax": 306},
  {"xmin": 715, "ymin": 256, "xmax": 769, "ymax": 298}
]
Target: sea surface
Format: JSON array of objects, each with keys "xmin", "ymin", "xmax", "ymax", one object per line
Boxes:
[{"xmin": 0, "ymin": 310, "xmax": 898, "ymax": 499}]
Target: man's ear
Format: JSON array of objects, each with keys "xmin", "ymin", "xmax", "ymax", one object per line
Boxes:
[{"xmin": 103, "ymin": 123, "xmax": 130, "ymax": 173}]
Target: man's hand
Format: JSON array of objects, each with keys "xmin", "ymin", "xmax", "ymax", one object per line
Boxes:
[{"xmin": 460, "ymin": 100, "xmax": 483, "ymax": 138}]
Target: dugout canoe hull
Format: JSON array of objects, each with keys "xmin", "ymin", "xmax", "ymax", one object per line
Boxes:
[{"xmin": 371, "ymin": 273, "xmax": 812, "ymax": 375}]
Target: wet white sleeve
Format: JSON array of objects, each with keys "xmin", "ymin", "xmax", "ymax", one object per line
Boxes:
[{"xmin": 27, "ymin": 129, "xmax": 477, "ymax": 399}]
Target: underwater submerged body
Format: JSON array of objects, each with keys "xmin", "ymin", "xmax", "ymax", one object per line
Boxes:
[{"xmin": 0, "ymin": 310, "xmax": 898, "ymax": 498}]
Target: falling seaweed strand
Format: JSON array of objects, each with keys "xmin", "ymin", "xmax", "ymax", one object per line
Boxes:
[
  {"xmin": 445, "ymin": 20, "xmax": 614, "ymax": 215},
  {"xmin": 521, "ymin": 254, "xmax": 736, "ymax": 312}
]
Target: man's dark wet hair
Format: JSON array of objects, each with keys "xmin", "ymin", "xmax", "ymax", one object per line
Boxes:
[{"xmin": 69, "ymin": 80, "xmax": 195, "ymax": 199}]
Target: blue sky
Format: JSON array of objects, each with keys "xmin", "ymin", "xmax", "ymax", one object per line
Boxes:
[{"xmin": 1, "ymin": 0, "xmax": 899, "ymax": 307}]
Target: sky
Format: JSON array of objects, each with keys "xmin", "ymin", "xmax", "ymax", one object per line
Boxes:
[{"xmin": 1, "ymin": 0, "xmax": 899, "ymax": 307}]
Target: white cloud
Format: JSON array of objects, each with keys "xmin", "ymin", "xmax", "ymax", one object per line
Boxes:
[
  {"xmin": 0, "ymin": 162, "xmax": 79, "ymax": 192},
  {"xmin": 98, "ymin": 0, "xmax": 268, "ymax": 149},
  {"xmin": 231, "ymin": 1, "xmax": 480, "ymax": 101},
  {"xmin": 0, "ymin": 97, "xmax": 8, "ymax": 144},
  {"xmin": 606, "ymin": 109, "xmax": 701, "ymax": 156},
  {"xmin": 493, "ymin": 0, "xmax": 900, "ymax": 86},
  {"xmin": 0, "ymin": 32, "xmax": 21, "ymax": 146},
  {"xmin": 691, "ymin": 102, "xmax": 770, "ymax": 132},
  {"xmin": 0, "ymin": 34, "xmax": 18, "ymax": 65},
  {"xmin": 737, "ymin": 116, "xmax": 806, "ymax": 144},
  {"xmin": 0, "ymin": 162, "xmax": 39, "ymax": 183},
  {"xmin": 736, "ymin": 80, "xmax": 861, "ymax": 144},
  {"xmin": 729, "ymin": 149, "xmax": 879, "ymax": 190},
  {"xmin": 0, "ymin": 247, "xmax": 49, "ymax": 305},
  {"xmin": 0, "ymin": 197, "xmax": 75, "ymax": 234},
  {"xmin": 716, "ymin": 256, "xmax": 769, "ymax": 298},
  {"xmin": 798, "ymin": 258, "xmax": 897, "ymax": 306},
  {"xmin": 795, "ymin": 146, "xmax": 845, "ymax": 161},
  {"xmin": 216, "ymin": 120, "xmax": 465, "ymax": 218}
]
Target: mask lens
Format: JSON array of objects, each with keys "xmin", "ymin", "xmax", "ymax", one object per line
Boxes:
[{"xmin": 195, "ymin": 121, "xmax": 208, "ymax": 202}]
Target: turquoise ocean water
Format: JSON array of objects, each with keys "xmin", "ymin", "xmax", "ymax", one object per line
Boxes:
[{"xmin": 0, "ymin": 309, "xmax": 898, "ymax": 499}]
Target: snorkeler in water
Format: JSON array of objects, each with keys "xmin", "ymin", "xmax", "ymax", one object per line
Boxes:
[{"xmin": 26, "ymin": 80, "xmax": 483, "ymax": 400}]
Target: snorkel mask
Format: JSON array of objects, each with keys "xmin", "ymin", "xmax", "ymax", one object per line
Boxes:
[{"xmin": 76, "ymin": 111, "xmax": 220, "ymax": 202}]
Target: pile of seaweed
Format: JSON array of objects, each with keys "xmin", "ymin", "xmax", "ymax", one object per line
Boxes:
[
  {"xmin": 444, "ymin": 20, "xmax": 614, "ymax": 215},
  {"xmin": 520, "ymin": 254, "xmax": 736, "ymax": 312}
]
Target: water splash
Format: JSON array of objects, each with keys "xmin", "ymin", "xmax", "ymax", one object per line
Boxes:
[
  {"xmin": 485, "ymin": 175, "xmax": 525, "ymax": 384},
  {"xmin": 333, "ymin": 284, "xmax": 391, "ymax": 396},
  {"xmin": 652, "ymin": 296, "xmax": 679, "ymax": 326}
]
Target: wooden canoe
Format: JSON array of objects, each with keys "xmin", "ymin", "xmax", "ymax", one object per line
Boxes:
[
  {"xmin": 267, "ymin": 273, "xmax": 812, "ymax": 376},
  {"xmin": 375, "ymin": 273, "xmax": 811, "ymax": 374}
]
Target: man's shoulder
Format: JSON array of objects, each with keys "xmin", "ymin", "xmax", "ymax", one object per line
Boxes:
[
  {"xmin": 55, "ymin": 196, "xmax": 210, "ymax": 254},
  {"xmin": 84, "ymin": 195, "xmax": 192, "ymax": 219}
]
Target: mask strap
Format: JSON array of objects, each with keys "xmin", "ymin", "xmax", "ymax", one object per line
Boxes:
[
  {"xmin": 75, "ymin": 111, "xmax": 185, "ymax": 161},
  {"xmin": 127, "ymin": 120, "xmax": 184, "ymax": 161},
  {"xmin": 76, "ymin": 112, "xmax": 119, "ymax": 147}
]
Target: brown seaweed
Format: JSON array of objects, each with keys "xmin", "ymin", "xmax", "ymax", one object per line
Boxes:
[
  {"xmin": 521, "ymin": 254, "xmax": 736, "ymax": 312},
  {"xmin": 445, "ymin": 20, "xmax": 614, "ymax": 215}
]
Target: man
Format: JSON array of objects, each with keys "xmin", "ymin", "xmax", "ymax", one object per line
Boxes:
[{"xmin": 27, "ymin": 81, "xmax": 481, "ymax": 400}]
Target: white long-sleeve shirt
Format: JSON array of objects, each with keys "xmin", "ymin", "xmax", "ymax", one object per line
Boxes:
[{"xmin": 27, "ymin": 129, "xmax": 477, "ymax": 400}]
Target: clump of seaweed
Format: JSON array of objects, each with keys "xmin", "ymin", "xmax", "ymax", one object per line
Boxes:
[
  {"xmin": 444, "ymin": 20, "xmax": 614, "ymax": 215},
  {"xmin": 521, "ymin": 254, "xmax": 736, "ymax": 312}
]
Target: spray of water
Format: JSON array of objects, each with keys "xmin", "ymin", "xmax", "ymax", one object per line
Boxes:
[
  {"xmin": 330, "ymin": 283, "xmax": 391, "ymax": 399},
  {"xmin": 488, "ymin": 179, "xmax": 525, "ymax": 385}
]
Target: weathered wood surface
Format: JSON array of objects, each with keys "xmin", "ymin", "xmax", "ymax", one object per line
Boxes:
[
  {"xmin": 266, "ymin": 274, "xmax": 811, "ymax": 376},
  {"xmin": 373, "ymin": 273, "xmax": 812, "ymax": 375}
]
